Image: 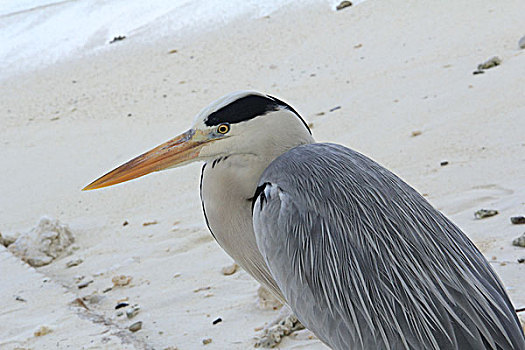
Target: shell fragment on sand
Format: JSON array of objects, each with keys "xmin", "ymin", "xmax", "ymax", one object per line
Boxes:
[
  {"xmin": 126, "ymin": 305, "xmax": 141, "ymax": 318},
  {"xmin": 512, "ymin": 233, "xmax": 525, "ymax": 248},
  {"xmin": 221, "ymin": 263, "xmax": 238, "ymax": 275},
  {"xmin": 128, "ymin": 321, "xmax": 142, "ymax": 332},
  {"xmin": 474, "ymin": 209, "xmax": 498, "ymax": 219}
]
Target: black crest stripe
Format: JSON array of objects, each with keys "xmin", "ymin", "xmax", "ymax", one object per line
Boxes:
[
  {"xmin": 267, "ymin": 95, "xmax": 312, "ymax": 135},
  {"xmin": 204, "ymin": 94, "xmax": 280, "ymax": 126},
  {"xmin": 205, "ymin": 93, "xmax": 312, "ymax": 135}
]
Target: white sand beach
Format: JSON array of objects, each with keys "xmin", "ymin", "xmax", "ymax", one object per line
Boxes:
[{"xmin": 1, "ymin": 0, "xmax": 525, "ymax": 348}]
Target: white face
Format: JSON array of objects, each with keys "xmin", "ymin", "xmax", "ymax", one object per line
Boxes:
[{"xmin": 190, "ymin": 91, "xmax": 314, "ymax": 161}]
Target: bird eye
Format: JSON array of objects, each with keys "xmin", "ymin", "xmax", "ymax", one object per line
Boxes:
[{"xmin": 217, "ymin": 123, "xmax": 230, "ymax": 134}]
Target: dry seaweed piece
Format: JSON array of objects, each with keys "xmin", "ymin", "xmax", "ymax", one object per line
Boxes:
[
  {"xmin": 109, "ymin": 35, "xmax": 126, "ymax": 44},
  {"xmin": 336, "ymin": 1, "xmax": 352, "ymax": 10},
  {"xmin": 477, "ymin": 56, "xmax": 502, "ymax": 70}
]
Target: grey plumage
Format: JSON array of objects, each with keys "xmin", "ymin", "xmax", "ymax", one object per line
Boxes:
[
  {"xmin": 85, "ymin": 91, "xmax": 525, "ymax": 350},
  {"xmin": 254, "ymin": 143, "xmax": 524, "ymax": 350}
]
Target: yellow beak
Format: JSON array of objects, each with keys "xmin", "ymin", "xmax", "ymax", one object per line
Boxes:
[{"xmin": 82, "ymin": 129, "xmax": 208, "ymax": 191}]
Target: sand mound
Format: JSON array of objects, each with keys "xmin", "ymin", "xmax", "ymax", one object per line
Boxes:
[{"xmin": 7, "ymin": 216, "xmax": 75, "ymax": 267}]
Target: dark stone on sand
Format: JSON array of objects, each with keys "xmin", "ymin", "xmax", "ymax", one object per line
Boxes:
[
  {"xmin": 511, "ymin": 216, "xmax": 525, "ymax": 224},
  {"xmin": 115, "ymin": 302, "xmax": 130, "ymax": 309}
]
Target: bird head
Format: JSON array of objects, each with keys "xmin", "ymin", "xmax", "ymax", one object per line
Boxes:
[{"xmin": 82, "ymin": 91, "xmax": 312, "ymax": 191}]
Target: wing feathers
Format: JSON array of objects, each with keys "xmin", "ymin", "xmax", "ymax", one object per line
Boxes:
[{"xmin": 252, "ymin": 143, "xmax": 525, "ymax": 350}]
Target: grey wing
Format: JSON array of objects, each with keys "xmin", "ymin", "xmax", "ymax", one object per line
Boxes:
[{"xmin": 252, "ymin": 143, "xmax": 525, "ymax": 350}]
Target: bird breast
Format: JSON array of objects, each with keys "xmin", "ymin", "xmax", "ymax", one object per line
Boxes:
[{"xmin": 200, "ymin": 154, "xmax": 284, "ymax": 300}]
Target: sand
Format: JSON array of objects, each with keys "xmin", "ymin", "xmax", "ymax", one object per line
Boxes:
[{"xmin": 1, "ymin": 0, "xmax": 525, "ymax": 349}]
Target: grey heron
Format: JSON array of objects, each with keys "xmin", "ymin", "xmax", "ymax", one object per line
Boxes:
[{"xmin": 84, "ymin": 91, "xmax": 525, "ymax": 349}]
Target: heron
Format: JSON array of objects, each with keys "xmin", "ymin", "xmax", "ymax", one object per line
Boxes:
[{"xmin": 84, "ymin": 91, "xmax": 525, "ymax": 349}]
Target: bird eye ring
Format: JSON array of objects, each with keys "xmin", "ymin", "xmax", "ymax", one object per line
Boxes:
[{"xmin": 217, "ymin": 123, "xmax": 230, "ymax": 134}]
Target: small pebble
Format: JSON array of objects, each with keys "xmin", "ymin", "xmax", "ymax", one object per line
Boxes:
[
  {"xmin": 440, "ymin": 161, "xmax": 449, "ymax": 166},
  {"xmin": 77, "ymin": 280, "xmax": 94, "ymax": 289},
  {"xmin": 66, "ymin": 258, "xmax": 83, "ymax": 268},
  {"xmin": 202, "ymin": 338, "xmax": 212, "ymax": 345},
  {"xmin": 221, "ymin": 263, "xmax": 238, "ymax": 276},
  {"xmin": 15, "ymin": 295, "xmax": 27, "ymax": 302},
  {"xmin": 474, "ymin": 209, "xmax": 498, "ymax": 219},
  {"xmin": 518, "ymin": 35, "xmax": 525, "ymax": 49},
  {"xmin": 103, "ymin": 286, "xmax": 113, "ymax": 293},
  {"xmin": 123, "ymin": 220, "xmax": 129, "ymax": 226},
  {"xmin": 517, "ymin": 258, "xmax": 525, "ymax": 263},
  {"xmin": 126, "ymin": 305, "xmax": 141, "ymax": 318},
  {"xmin": 411, "ymin": 130, "xmax": 422, "ymax": 137},
  {"xmin": 112, "ymin": 275, "xmax": 132, "ymax": 287},
  {"xmin": 212, "ymin": 317, "xmax": 222, "ymax": 325},
  {"xmin": 115, "ymin": 302, "xmax": 129, "ymax": 309},
  {"xmin": 512, "ymin": 233, "xmax": 525, "ymax": 248},
  {"xmin": 129, "ymin": 321, "xmax": 142, "ymax": 332},
  {"xmin": 511, "ymin": 216, "xmax": 525, "ymax": 225},
  {"xmin": 336, "ymin": 1, "xmax": 352, "ymax": 11}
]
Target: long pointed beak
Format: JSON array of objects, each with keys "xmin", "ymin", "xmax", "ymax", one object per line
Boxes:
[{"xmin": 83, "ymin": 129, "xmax": 207, "ymax": 191}]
